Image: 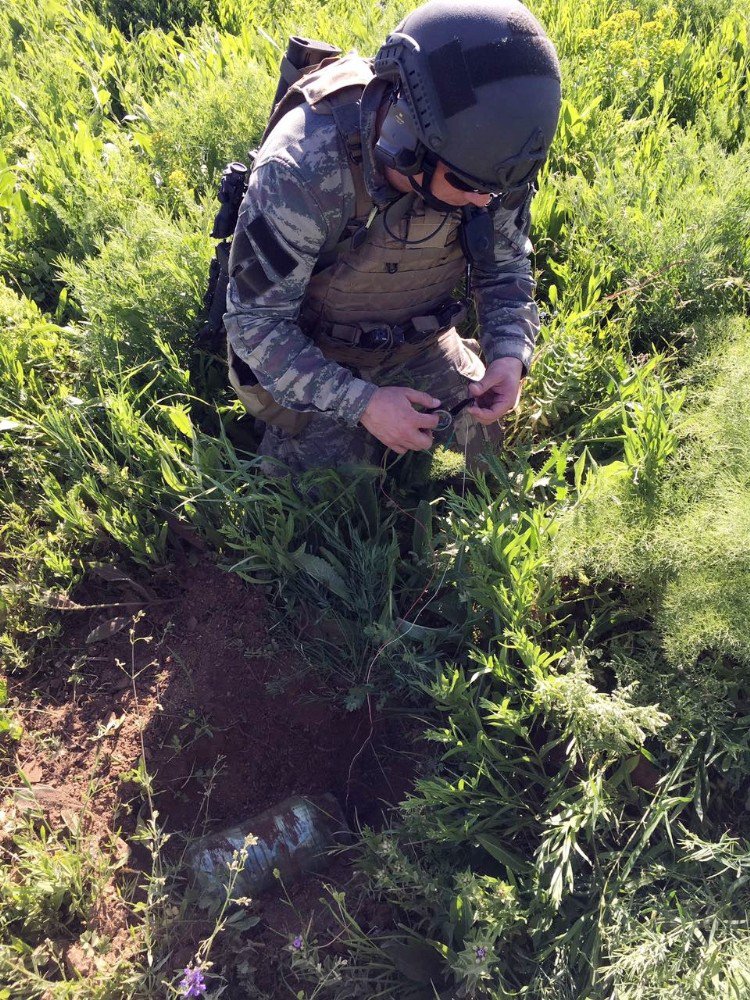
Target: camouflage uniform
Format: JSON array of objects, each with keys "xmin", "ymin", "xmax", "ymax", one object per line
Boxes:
[{"xmin": 223, "ymin": 56, "xmax": 539, "ymax": 474}]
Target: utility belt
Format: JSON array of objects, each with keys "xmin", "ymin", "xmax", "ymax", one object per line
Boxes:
[
  {"xmin": 229, "ymin": 298, "xmax": 467, "ymax": 435},
  {"xmin": 308, "ymin": 298, "xmax": 467, "ymax": 367}
]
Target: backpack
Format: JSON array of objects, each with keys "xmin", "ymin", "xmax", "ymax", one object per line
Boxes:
[{"xmin": 197, "ymin": 37, "xmax": 349, "ymax": 348}]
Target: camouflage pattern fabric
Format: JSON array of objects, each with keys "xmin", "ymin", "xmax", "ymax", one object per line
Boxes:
[
  {"xmin": 223, "ymin": 56, "xmax": 540, "ymax": 471},
  {"xmin": 257, "ymin": 328, "xmax": 497, "ymax": 475}
]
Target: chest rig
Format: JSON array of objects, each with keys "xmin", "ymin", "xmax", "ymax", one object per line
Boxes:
[{"xmin": 269, "ymin": 56, "xmax": 472, "ymax": 367}]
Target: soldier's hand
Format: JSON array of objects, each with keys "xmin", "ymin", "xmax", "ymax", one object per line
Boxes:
[
  {"xmin": 360, "ymin": 387, "xmax": 441, "ymax": 454},
  {"xmin": 467, "ymin": 357, "xmax": 524, "ymax": 425}
]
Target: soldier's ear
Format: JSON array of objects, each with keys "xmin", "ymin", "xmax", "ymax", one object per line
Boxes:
[{"xmin": 498, "ymin": 185, "xmax": 530, "ymax": 213}]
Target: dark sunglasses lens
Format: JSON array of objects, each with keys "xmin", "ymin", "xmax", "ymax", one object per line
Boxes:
[
  {"xmin": 445, "ymin": 171, "xmax": 479, "ymax": 193},
  {"xmin": 445, "ymin": 171, "xmax": 497, "ymax": 196}
]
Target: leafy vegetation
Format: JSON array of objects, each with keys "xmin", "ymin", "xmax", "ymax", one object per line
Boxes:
[{"xmin": 1, "ymin": 0, "xmax": 750, "ymax": 996}]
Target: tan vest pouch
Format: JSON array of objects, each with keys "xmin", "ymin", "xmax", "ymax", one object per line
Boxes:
[{"xmin": 228, "ymin": 344, "xmax": 311, "ymax": 436}]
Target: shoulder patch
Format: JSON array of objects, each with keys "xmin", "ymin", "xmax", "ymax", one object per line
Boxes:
[
  {"xmin": 247, "ymin": 215, "xmax": 298, "ymax": 279},
  {"xmin": 228, "ymin": 226, "xmax": 275, "ymax": 297}
]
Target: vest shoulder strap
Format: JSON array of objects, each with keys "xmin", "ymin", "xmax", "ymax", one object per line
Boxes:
[
  {"xmin": 329, "ymin": 97, "xmax": 372, "ymax": 222},
  {"xmin": 261, "ymin": 56, "xmax": 378, "ymax": 254},
  {"xmin": 296, "ymin": 54, "xmax": 374, "ymax": 106}
]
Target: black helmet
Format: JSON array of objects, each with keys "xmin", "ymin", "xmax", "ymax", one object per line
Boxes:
[{"xmin": 373, "ymin": 0, "xmax": 561, "ymax": 193}]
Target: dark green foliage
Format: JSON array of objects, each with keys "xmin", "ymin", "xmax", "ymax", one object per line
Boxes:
[{"xmin": 2, "ymin": 0, "xmax": 750, "ymax": 997}]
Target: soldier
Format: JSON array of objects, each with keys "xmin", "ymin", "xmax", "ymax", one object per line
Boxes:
[{"xmin": 223, "ymin": 0, "xmax": 561, "ymax": 474}]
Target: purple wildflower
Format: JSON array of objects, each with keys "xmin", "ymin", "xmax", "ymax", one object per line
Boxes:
[
  {"xmin": 475, "ymin": 946, "xmax": 488, "ymax": 963},
  {"xmin": 179, "ymin": 965, "xmax": 207, "ymax": 998},
  {"xmin": 292, "ymin": 934, "xmax": 304, "ymax": 950}
]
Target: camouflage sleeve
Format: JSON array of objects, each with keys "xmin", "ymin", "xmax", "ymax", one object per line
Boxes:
[
  {"xmin": 223, "ymin": 156, "xmax": 377, "ymax": 426},
  {"xmin": 471, "ymin": 183, "xmax": 540, "ymax": 373}
]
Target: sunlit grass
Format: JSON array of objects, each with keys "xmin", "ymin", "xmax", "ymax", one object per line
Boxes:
[{"xmin": 1, "ymin": 0, "xmax": 750, "ymax": 995}]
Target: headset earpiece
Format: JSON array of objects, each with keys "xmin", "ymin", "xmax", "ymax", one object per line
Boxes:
[{"xmin": 373, "ymin": 96, "xmax": 426, "ymax": 175}]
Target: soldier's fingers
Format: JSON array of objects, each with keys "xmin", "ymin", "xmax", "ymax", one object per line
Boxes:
[
  {"xmin": 471, "ymin": 410, "xmax": 501, "ymax": 426},
  {"xmin": 470, "ymin": 399, "xmax": 511, "ymax": 424},
  {"xmin": 409, "ymin": 430, "xmax": 434, "ymax": 451},
  {"xmin": 416, "ymin": 411, "xmax": 440, "ymax": 431},
  {"xmin": 468, "ymin": 378, "xmax": 490, "ymax": 397},
  {"xmin": 469, "ymin": 386, "xmax": 498, "ymax": 409},
  {"xmin": 404, "ymin": 388, "xmax": 441, "ymax": 409}
]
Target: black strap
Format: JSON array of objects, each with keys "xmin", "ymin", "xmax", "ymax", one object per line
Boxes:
[
  {"xmin": 319, "ymin": 298, "xmax": 465, "ymax": 349},
  {"xmin": 330, "ymin": 93, "xmax": 364, "ymax": 166},
  {"xmin": 279, "ymin": 54, "xmax": 303, "ymax": 88}
]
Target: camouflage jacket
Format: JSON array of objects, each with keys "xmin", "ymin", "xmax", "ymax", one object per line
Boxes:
[{"xmin": 224, "ymin": 63, "xmax": 540, "ymax": 428}]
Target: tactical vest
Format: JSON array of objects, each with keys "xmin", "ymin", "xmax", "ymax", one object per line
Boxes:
[
  {"xmin": 228, "ymin": 56, "xmax": 471, "ymax": 432},
  {"xmin": 269, "ymin": 56, "xmax": 468, "ymax": 366}
]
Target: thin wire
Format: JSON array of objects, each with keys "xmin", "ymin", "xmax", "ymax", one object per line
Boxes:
[
  {"xmin": 381, "ymin": 198, "xmax": 453, "ymax": 246},
  {"xmin": 345, "ymin": 426, "xmax": 472, "ymax": 810}
]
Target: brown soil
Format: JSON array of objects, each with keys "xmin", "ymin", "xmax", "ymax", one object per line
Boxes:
[{"xmin": 4, "ymin": 547, "xmax": 419, "ymax": 986}]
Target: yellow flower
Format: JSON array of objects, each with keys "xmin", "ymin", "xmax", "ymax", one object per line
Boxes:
[
  {"xmin": 601, "ymin": 9, "xmax": 640, "ymax": 38},
  {"xmin": 619, "ymin": 9, "xmax": 642, "ymax": 29},
  {"xmin": 655, "ymin": 5, "xmax": 678, "ymax": 28},
  {"xmin": 580, "ymin": 27, "xmax": 599, "ymax": 47},
  {"xmin": 168, "ymin": 168, "xmax": 188, "ymax": 187},
  {"xmin": 611, "ymin": 39, "xmax": 635, "ymax": 61},
  {"xmin": 659, "ymin": 38, "xmax": 684, "ymax": 59}
]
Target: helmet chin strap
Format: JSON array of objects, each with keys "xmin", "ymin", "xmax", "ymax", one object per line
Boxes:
[{"xmin": 407, "ymin": 159, "xmax": 456, "ymax": 214}]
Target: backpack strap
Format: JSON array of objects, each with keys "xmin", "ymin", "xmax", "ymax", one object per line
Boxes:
[
  {"xmin": 259, "ymin": 55, "xmax": 339, "ymax": 145},
  {"xmin": 255, "ymin": 56, "xmax": 382, "ymax": 275},
  {"xmin": 297, "ymin": 55, "xmax": 375, "ymax": 224},
  {"xmin": 260, "ymin": 55, "xmax": 374, "ymax": 225},
  {"xmin": 329, "ymin": 93, "xmax": 373, "ymax": 223}
]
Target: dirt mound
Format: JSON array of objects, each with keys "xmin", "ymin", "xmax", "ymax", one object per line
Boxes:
[
  {"xmin": 141, "ymin": 559, "xmax": 415, "ymax": 834},
  {"xmin": 12, "ymin": 554, "xmax": 416, "ymax": 834},
  {"xmin": 6, "ymin": 552, "xmax": 419, "ymax": 983}
]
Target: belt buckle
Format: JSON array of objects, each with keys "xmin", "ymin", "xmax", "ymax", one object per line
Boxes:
[{"xmin": 363, "ymin": 327, "xmax": 391, "ymax": 349}]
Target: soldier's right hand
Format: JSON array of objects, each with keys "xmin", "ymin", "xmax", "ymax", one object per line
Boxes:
[{"xmin": 360, "ymin": 387, "xmax": 441, "ymax": 455}]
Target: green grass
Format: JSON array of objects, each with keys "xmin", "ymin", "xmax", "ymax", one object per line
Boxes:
[{"xmin": 1, "ymin": 0, "xmax": 750, "ymax": 995}]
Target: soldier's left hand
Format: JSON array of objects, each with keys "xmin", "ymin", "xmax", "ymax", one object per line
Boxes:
[{"xmin": 467, "ymin": 357, "xmax": 524, "ymax": 425}]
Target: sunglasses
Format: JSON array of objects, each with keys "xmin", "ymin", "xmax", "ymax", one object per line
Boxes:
[{"xmin": 443, "ymin": 169, "xmax": 500, "ymax": 198}]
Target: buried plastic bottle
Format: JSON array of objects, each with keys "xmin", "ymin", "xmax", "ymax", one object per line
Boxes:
[{"xmin": 186, "ymin": 793, "xmax": 349, "ymax": 901}]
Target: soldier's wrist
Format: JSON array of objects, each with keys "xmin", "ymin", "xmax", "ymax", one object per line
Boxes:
[
  {"xmin": 484, "ymin": 341, "xmax": 532, "ymax": 377},
  {"xmin": 337, "ymin": 378, "xmax": 378, "ymax": 427}
]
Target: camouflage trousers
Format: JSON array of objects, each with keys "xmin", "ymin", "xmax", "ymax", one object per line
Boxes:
[{"xmin": 242, "ymin": 329, "xmax": 500, "ymax": 475}]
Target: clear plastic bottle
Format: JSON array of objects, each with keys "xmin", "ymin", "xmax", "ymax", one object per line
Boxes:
[{"xmin": 186, "ymin": 793, "xmax": 348, "ymax": 900}]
